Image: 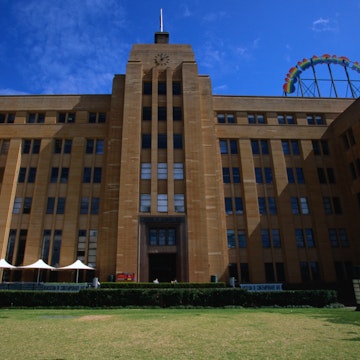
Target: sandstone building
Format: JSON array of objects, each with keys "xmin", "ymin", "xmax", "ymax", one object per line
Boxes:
[{"xmin": 0, "ymin": 31, "xmax": 359, "ymax": 289}]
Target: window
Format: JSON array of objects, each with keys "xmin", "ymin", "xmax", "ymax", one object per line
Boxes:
[
  {"xmin": 91, "ymin": 197, "xmax": 100, "ymax": 214},
  {"xmin": 341, "ymin": 128, "xmax": 356, "ymax": 149},
  {"xmin": 174, "ymin": 163, "xmax": 184, "ymax": 180},
  {"xmin": 0, "ymin": 113, "xmax": 15, "ymax": 123},
  {"xmin": 158, "ymin": 134, "xmax": 167, "ymax": 149},
  {"xmin": 307, "ymin": 114, "xmax": 325, "ymax": 125},
  {"xmin": 46, "ymin": 197, "xmax": 55, "ymax": 214},
  {"xmin": 83, "ymin": 167, "xmax": 92, "ymax": 183},
  {"xmin": 158, "ymin": 82, "xmax": 166, "ymax": 95},
  {"xmin": 317, "ymin": 167, "xmax": 335, "ymax": 184},
  {"xmin": 296, "ymin": 168, "xmax": 305, "ymax": 183},
  {"xmin": 93, "ymin": 167, "xmax": 102, "ymax": 183},
  {"xmin": 264, "ymin": 263, "xmax": 275, "ymax": 282},
  {"xmin": 18, "ymin": 168, "xmax": 26, "ymax": 183},
  {"xmin": 27, "ymin": 112, "xmax": 45, "ymax": 123},
  {"xmin": 295, "ymin": 228, "xmax": 315, "ymax": 247},
  {"xmin": 305, "ymin": 228, "xmax": 315, "ymax": 247},
  {"xmin": 60, "ymin": 168, "xmax": 69, "ymax": 183},
  {"xmin": 232, "ymin": 167, "xmax": 241, "ymax": 183},
  {"xmin": 142, "ymin": 134, "xmax": 151, "ymax": 149},
  {"xmin": 174, "ymin": 194, "xmax": 185, "ymax": 212},
  {"xmin": 312, "ymin": 140, "xmax": 329, "ymax": 155},
  {"xmin": 261, "ymin": 229, "xmax": 271, "ymax": 248},
  {"xmin": 295, "ymin": 229, "xmax": 305, "ymax": 247},
  {"xmin": 222, "ymin": 167, "xmax": 230, "ymax": 183},
  {"xmin": 173, "ymin": 134, "xmax": 182, "ymax": 149},
  {"xmin": 240, "ymin": 263, "xmax": 250, "ymax": 283},
  {"xmin": 235, "ymin": 197, "xmax": 243, "ymax": 214},
  {"xmin": 13, "ymin": 197, "xmax": 22, "ymax": 214},
  {"xmin": 237, "ymin": 230, "xmax": 247, "ymax": 248},
  {"xmin": 229, "ymin": 140, "xmax": 238, "ymax": 154},
  {"xmin": 22, "ymin": 139, "xmax": 41, "ymax": 154},
  {"xmin": 251, "ymin": 140, "xmax": 269, "ymax": 155},
  {"xmin": 255, "ymin": 168, "xmax": 263, "ymax": 183},
  {"xmin": 323, "ymin": 197, "xmax": 332, "ymax": 214},
  {"xmin": 278, "ymin": 114, "xmax": 296, "ymax": 124},
  {"xmin": 23, "ymin": 197, "xmax": 32, "ymax": 214},
  {"xmin": 88, "ymin": 112, "xmax": 106, "ymax": 123},
  {"xmin": 264, "ymin": 168, "xmax": 273, "ymax": 183},
  {"xmin": 282, "ymin": 140, "xmax": 300, "ymax": 156},
  {"xmin": 56, "ymin": 197, "xmax": 66, "ymax": 214},
  {"xmin": 0, "ymin": 140, "xmax": 10, "ymax": 154},
  {"xmin": 291, "ymin": 197, "xmax": 309, "ymax": 214},
  {"xmin": 58, "ymin": 112, "xmax": 75, "ymax": 123},
  {"xmin": 220, "ymin": 139, "xmax": 238, "ymax": 154},
  {"xmin": 299, "ymin": 197, "xmax": 310, "ymax": 214},
  {"xmin": 287, "ymin": 168, "xmax": 295, "ymax": 183},
  {"xmin": 158, "ymin": 107, "xmax": 166, "ymax": 121},
  {"xmin": 300, "ymin": 261, "xmax": 310, "ymax": 281},
  {"xmin": 158, "ymin": 163, "xmax": 167, "ymax": 179},
  {"xmin": 140, "ymin": 194, "xmax": 151, "ymax": 212},
  {"xmin": 50, "ymin": 167, "xmax": 59, "ymax": 183},
  {"xmin": 217, "ymin": 113, "xmax": 235, "ymax": 124},
  {"xmin": 172, "ymin": 82, "xmax": 181, "ymax": 95},
  {"xmin": 157, "ymin": 194, "xmax": 168, "ymax": 212},
  {"xmin": 220, "ymin": 140, "xmax": 228, "ymax": 154},
  {"xmin": 268, "ymin": 197, "xmax": 277, "ymax": 214},
  {"xmin": 51, "ymin": 230, "xmax": 62, "ymax": 266},
  {"xmin": 142, "ymin": 107, "xmax": 152, "ymax": 121},
  {"xmin": 272, "ymin": 229, "xmax": 281, "ymax": 248},
  {"xmin": 329, "ymin": 228, "xmax": 349, "ymax": 248},
  {"xmin": 141, "ymin": 163, "xmax": 151, "ymax": 179},
  {"xmin": 86, "ymin": 139, "xmax": 104, "ymax": 154},
  {"xmin": 149, "ymin": 228, "xmax": 176, "ymax": 246},
  {"xmin": 143, "ymin": 82, "xmax": 152, "ymax": 95},
  {"xmin": 227, "ymin": 230, "xmax": 235, "ymax": 248},
  {"xmin": 173, "ymin": 107, "xmax": 182, "ymax": 121},
  {"xmin": 248, "ymin": 113, "xmax": 266, "ymax": 124},
  {"xmin": 258, "ymin": 197, "xmax": 266, "ymax": 214},
  {"xmin": 80, "ymin": 197, "xmax": 89, "ymax": 214},
  {"xmin": 225, "ymin": 198, "xmax": 233, "ymax": 214}
]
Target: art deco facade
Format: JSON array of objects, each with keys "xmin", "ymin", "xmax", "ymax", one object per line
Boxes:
[{"xmin": 0, "ymin": 32, "xmax": 359, "ymax": 286}]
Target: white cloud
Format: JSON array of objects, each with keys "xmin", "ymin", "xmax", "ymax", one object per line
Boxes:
[
  {"xmin": 10, "ymin": 0, "xmax": 130, "ymax": 94},
  {"xmin": 0, "ymin": 88, "xmax": 30, "ymax": 95},
  {"xmin": 311, "ymin": 17, "xmax": 338, "ymax": 32}
]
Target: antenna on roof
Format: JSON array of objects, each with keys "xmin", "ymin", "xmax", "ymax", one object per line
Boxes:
[{"xmin": 160, "ymin": 8, "xmax": 164, "ymax": 32}]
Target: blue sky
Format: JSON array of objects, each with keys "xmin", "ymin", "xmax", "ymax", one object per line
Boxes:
[{"xmin": 0, "ymin": 0, "xmax": 360, "ymax": 96}]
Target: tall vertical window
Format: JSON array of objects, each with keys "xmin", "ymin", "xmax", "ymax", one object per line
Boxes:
[
  {"xmin": 158, "ymin": 134, "xmax": 168, "ymax": 149},
  {"xmin": 141, "ymin": 163, "xmax": 151, "ymax": 179},
  {"xmin": 140, "ymin": 194, "xmax": 151, "ymax": 212},
  {"xmin": 235, "ymin": 197, "xmax": 243, "ymax": 214},
  {"xmin": 225, "ymin": 197, "xmax": 233, "ymax": 214},
  {"xmin": 307, "ymin": 114, "xmax": 325, "ymax": 125},
  {"xmin": 251, "ymin": 140, "xmax": 269, "ymax": 155},
  {"xmin": 227, "ymin": 230, "xmax": 236, "ymax": 248},
  {"xmin": 27, "ymin": 113, "xmax": 45, "ymax": 123},
  {"xmin": 232, "ymin": 167, "xmax": 241, "ymax": 183},
  {"xmin": 157, "ymin": 194, "xmax": 168, "ymax": 212},
  {"xmin": 278, "ymin": 114, "xmax": 295, "ymax": 124},
  {"xmin": 222, "ymin": 167, "xmax": 230, "ymax": 183},
  {"xmin": 157, "ymin": 163, "xmax": 168, "ymax": 179},
  {"xmin": 174, "ymin": 194, "xmax": 185, "ymax": 212},
  {"xmin": 237, "ymin": 230, "xmax": 247, "ymax": 248},
  {"xmin": 174, "ymin": 163, "xmax": 184, "ymax": 180}
]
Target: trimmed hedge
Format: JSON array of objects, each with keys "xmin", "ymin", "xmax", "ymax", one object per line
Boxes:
[
  {"xmin": 100, "ymin": 282, "xmax": 226, "ymax": 289},
  {"xmin": 0, "ymin": 288, "xmax": 337, "ymax": 308}
]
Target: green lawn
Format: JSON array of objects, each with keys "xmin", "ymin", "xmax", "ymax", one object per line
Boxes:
[{"xmin": 0, "ymin": 307, "xmax": 359, "ymax": 359}]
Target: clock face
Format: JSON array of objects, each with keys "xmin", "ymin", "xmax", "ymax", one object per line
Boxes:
[{"xmin": 154, "ymin": 53, "xmax": 170, "ymax": 66}]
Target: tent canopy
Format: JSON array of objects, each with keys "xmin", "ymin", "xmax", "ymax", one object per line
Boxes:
[
  {"xmin": 57, "ymin": 259, "xmax": 95, "ymax": 271},
  {"xmin": 0, "ymin": 258, "xmax": 16, "ymax": 269},
  {"xmin": 19, "ymin": 259, "xmax": 55, "ymax": 270}
]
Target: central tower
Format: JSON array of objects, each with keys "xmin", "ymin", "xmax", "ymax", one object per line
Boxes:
[{"xmin": 99, "ymin": 28, "xmax": 229, "ymax": 282}]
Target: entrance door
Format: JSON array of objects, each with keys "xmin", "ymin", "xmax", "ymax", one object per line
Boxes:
[{"xmin": 149, "ymin": 253, "xmax": 176, "ymax": 282}]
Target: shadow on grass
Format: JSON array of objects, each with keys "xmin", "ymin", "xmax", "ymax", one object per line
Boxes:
[{"xmin": 309, "ymin": 308, "xmax": 360, "ymax": 327}]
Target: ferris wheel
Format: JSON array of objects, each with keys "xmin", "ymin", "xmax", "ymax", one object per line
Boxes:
[{"xmin": 283, "ymin": 54, "xmax": 360, "ymax": 98}]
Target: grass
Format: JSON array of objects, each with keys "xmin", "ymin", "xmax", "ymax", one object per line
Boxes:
[{"xmin": 0, "ymin": 307, "xmax": 359, "ymax": 359}]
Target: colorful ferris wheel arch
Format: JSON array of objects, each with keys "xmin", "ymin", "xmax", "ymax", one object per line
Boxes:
[{"xmin": 283, "ymin": 54, "xmax": 360, "ymax": 94}]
